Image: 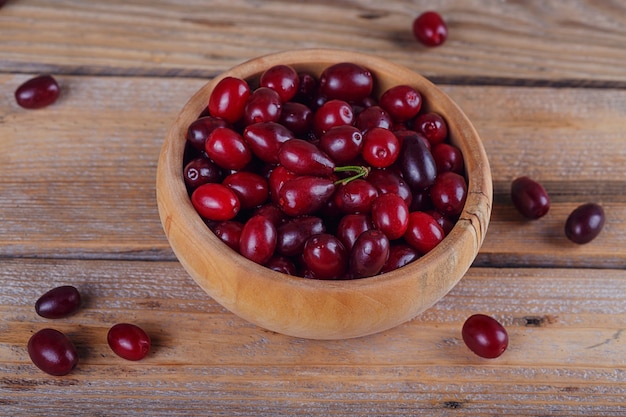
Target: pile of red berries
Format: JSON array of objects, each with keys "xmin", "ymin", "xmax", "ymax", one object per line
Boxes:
[{"xmin": 183, "ymin": 62, "xmax": 468, "ymax": 280}]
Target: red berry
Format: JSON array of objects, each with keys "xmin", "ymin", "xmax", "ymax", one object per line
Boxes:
[
  {"xmin": 208, "ymin": 77, "xmax": 250, "ymax": 123},
  {"xmin": 430, "ymin": 171, "xmax": 468, "ymax": 217},
  {"xmin": 191, "ymin": 183, "xmax": 240, "ymax": 221},
  {"xmin": 205, "ymin": 127, "xmax": 252, "ymax": 170},
  {"xmin": 511, "ymin": 176, "xmax": 550, "ymax": 219},
  {"xmin": 107, "ymin": 323, "xmax": 151, "ymax": 361},
  {"xmin": 379, "ymin": 85, "xmax": 422, "ymax": 122},
  {"xmin": 371, "ymin": 193, "xmax": 410, "ymax": 240},
  {"xmin": 260, "ymin": 64, "xmax": 300, "ymax": 102},
  {"xmin": 28, "ymin": 329, "xmax": 78, "ymax": 375},
  {"xmin": 302, "ymin": 234, "xmax": 348, "ymax": 279},
  {"xmin": 35, "ymin": 285, "xmax": 81, "ymax": 319},
  {"xmin": 412, "ymin": 11, "xmax": 448, "ymax": 47},
  {"xmin": 318, "ymin": 62, "xmax": 373, "ymax": 102},
  {"xmin": 239, "ymin": 215, "xmax": 277, "ymax": 265},
  {"xmin": 349, "ymin": 229, "xmax": 390, "ymax": 278},
  {"xmin": 15, "ymin": 75, "xmax": 60, "ymax": 109},
  {"xmin": 565, "ymin": 203, "xmax": 605, "ymax": 244},
  {"xmin": 362, "ymin": 127, "xmax": 400, "ymax": 168},
  {"xmin": 404, "ymin": 211, "xmax": 445, "ymax": 254},
  {"xmin": 462, "ymin": 314, "xmax": 508, "ymax": 359}
]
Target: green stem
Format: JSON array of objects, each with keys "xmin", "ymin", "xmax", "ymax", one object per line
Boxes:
[{"xmin": 333, "ymin": 165, "xmax": 370, "ymax": 186}]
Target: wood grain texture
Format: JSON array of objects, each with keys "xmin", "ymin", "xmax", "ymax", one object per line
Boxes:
[
  {"xmin": 1, "ymin": 0, "xmax": 626, "ymax": 83},
  {"xmin": 1, "ymin": 259, "xmax": 624, "ymax": 416}
]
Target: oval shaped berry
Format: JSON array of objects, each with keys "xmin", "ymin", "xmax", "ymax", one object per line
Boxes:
[
  {"xmin": 565, "ymin": 203, "xmax": 605, "ymax": 244},
  {"xmin": 107, "ymin": 323, "xmax": 151, "ymax": 361},
  {"xmin": 398, "ymin": 133, "xmax": 437, "ymax": 191},
  {"xmin": 462, "ymin": 314, "xmax": 508, "ymax": 359},
  {"xmin": 15, "ymin": 75, "xmax": 60, "ymax": 109},
  {"xmin": 404, "ymin": 211, "xmax": 445, "ymax": 254},
  {"xmin": 349, "ymin": 229, "xmax": 390, "ymax": 278},
  {"xmin": 412, "ymin": 11, "xmax": 448, "ymax": 47},
  {"xmin": 208, "ymin": 76, "xmax": 250, "ymax": 123},
  {"xmin": 511, "ymin": 176, "xmax": 550, "ymax": 219},
  {"xmin": 318, "ymin": 62, "xmax": 373, "ymax": 102},
  {"xmin": 239, "ymin": 215, "xmax": 277, "ymax": 265},
  {"xmin": 302, "ymin": 234, "xmax": 348, "ymax": 279},
  {"xmin": 191, "ymin": 183, "xmax": 240, "ymax": 221},
  {"xmin": 28, "ymin": 328, "xmax": 78, "ymax": 375},
  {"xmin": 35, "ymin": 285, "xmax": 81, "ymax": 319}
]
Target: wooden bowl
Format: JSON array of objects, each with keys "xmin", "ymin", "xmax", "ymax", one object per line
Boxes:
[{"xmin": 156, "ymin": 49, "xmax": 492, "ymax": 340}]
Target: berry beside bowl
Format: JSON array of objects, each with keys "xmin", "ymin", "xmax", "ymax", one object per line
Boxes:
[{"xmin": 156, "ymin": 49, "xmax": 492, "ymax": 340}]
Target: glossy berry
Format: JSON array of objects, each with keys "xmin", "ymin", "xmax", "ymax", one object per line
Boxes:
[
  {"xmin": 313, "ymin": 99, "xmax": 354, "ymax": 136},
  {"xmin": 222, "ymin": 171, "xmax": 269, "ymax": 210},
  {"xmin": 379, "ymin": 85, "xmax": 422, "ymax": 122},
  {"xmin": 107, "ymin": 323, "xmax": 151, "ymax": 361},
  {"xmin": 302, "ymin": 234, "xmax": 348, "ymax": 279},
  {"xmin": 186, "ymin": 116, "xmax": 230, "ymax": 152},
  {"xmin": 279, "ymin": 102, "xmax": 313, "ymax": 135},
  {"xmin": 211, "ymin": 221, "xmax": 243, "ymax": 252},
  {"xmin": 276, "ymin": 216, "xmax": 325, "ymax": 257},
  {"xmin": 565, "ymin": 203, "xmax": 605, "ymax": 244},
  {"xmin": 414, "ymin": 112, "xmax": 448, "ymax": 146},
  {"xmin": 362, "ymin": 127, "xmax": 400, "ymax": 168},
  {"xmin": 278, "ymin": 176, "xmax": 336, "ymax": 217},
  {"xmin": 355, "ymin": 106, "xmax": 392, "ymax": 134},
  {"xmin": 398, "ymin": 133, "xmax": 437, "ymax": 191},
  {"xmin": 260, "ymin": 64, "xmax": 299, "ymax": 102},
  {"xmin": 205, "ymin": 127, "xmax": 252, "ymax": 170},
  {"xmin": 349, "ymin": 229, "xmax": 390, "ymax": 278},
  {"xmin": 244, "ymin": 87, "xmax": 282, "ymax": 125},
  {"xmin": 35, "ymin": 285, "xmax": 81, "ymax": 319},
  {"xmin": 278, "ymin": 138, "xmax": 335, "ymax": 176},
  {"xmin": 430, "ymin": 171, "xmax": 467, "ymax": 217},
  {"xmin": 334, "ymin": 179, "xmax": 379, "ymax": 214},
  {"xmin": 319, "ymin": 125, "xmax": 363, "ymax": 164},
  {"xmin": 239, "ymin": 215, "xmax": 277, "ymax": 265},
  {"xmin": 28, "ymin": 328, "xmax": 78, "ymax": 376},
  {"xmin": 381, "ymin": 244, "xmax": 419, "ymax": 273},
  {"xmin": 432, "ymin": 143, "xmax": 464, "ymax": 175},
  {"xmin": 15, "ymin": 75, "xmax": 60, "ymax": 109},
  {"xmin": 412, "ymin": 11, "xmax": 448, "ymax": 47},
  {"xmin": 208, "ymin": 77, "xmax": 250, "ymax": 123},
  {"xmin": 337, "ymin": 213, "xmax": 373, "ymax": 251},
  {"xmin": 318, "ymin": 62, "xmax": 373, "ymax": 102},
  {"xmin": 404, "ymin": 211, "xmax": 445, "ymax": 254},
  {"xmin": 371, "ymin": 193, "xmax": 410, "ymax": 240},
  {"xmin": 183, "ymin": 157, "xmax": 222, "ymax": 190},
  {"xmin": 462, "ymin": 314, "xmax": 509, "ymax": 359},
  {"xmin": 510, "ymin": 176, "xmax": 550, "ymax": 219},
  {"xmin": 191, "ymin": 183, "xmax": 240, "ymax": 221},
  {"xmin": 243, "ymin": 121, "xmax": 294, "ymax": 164}
]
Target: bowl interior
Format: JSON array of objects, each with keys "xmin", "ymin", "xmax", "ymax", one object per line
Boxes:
[{"xmin": 157, "ymin": 49, "xmax": 492, "ymax": 340}]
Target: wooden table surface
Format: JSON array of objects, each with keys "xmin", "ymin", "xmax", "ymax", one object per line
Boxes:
[{"xmin": 1, "ymin": 1, "xmax": 625, "ymax": 415}]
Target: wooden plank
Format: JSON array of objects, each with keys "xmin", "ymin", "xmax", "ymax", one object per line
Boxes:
[
  {"xmin": 1, "ymin": 1, "xmax": 626, "ymax": 83},
  {"xmin": 0, "ymin": 259, "xmax": 624, "ymax": 416}
]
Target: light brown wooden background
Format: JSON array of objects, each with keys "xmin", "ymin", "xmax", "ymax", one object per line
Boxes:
[{"xmin": 1, "ymin": 1, "xmax": 624, "ymax": 416}]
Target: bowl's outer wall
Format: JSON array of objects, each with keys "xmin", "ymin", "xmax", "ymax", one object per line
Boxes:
[{"xmin": 157, "ymin": 49, "xmax": 492, "ymax": 339}]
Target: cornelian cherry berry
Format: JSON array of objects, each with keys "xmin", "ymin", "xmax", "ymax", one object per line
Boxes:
[
  {"xmin": 462, "ymin": 314, "xmax": 508, "ymax": 359},
  {"xmin": 15, "ymin": 75, "xmax": 60, "ymax": 109},
  {"xmin": 412, "ymin": 11, "xmax": 448, "ymax": 47},
  {"xmin": 107, "ymin": 323, "xmax": 151, "ymax": 361},
  {"xmin": 208, "ymin": 77, "xmax": 250, "ymax": 123}
]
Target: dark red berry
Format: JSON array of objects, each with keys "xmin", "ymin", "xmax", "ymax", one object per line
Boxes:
[
  {"xmin": 183, "ymin": 157, "xmax": 223, "ymax": 190},
  {"xmin": 208, "ymin": 77, "xmax": 250, "ymax": 123},
  {"xmin": 35, "ymin": 285, "xmax": 81, "ymax": 319},
  {"xmin": 260, "ymin": 64, "xmax": 300, "ymax": 102},
  {"xmin": 371, "ymin": 193, "xmax": 410, "ymax": 240},
  {"xmin": 565, "ymin": 203, "xmax": 605, "ymax": 244},
  {"xmin": 318, "ymin": 62, "xmax": 373, "ymax": 102},
  {"xmin": 511, "ymin": 176, "xmax": 550, "ymax": 219},
  {"xmin": 15, "ymin": 75, "xmax": 60, "ymax": 109},
  {"xmin": 205, "ymin": 127, "xmax": 252, "ymax": 170},
  {"xmin": 349, "ymin": 229, "xmax": 390, "ymax": 278},
  {"xmin": 404, "ymin": 211, "xmax": 445, "ymax": 254},
  {"xmin": 28, "ymin": 328, "xmax": 78, "ymax": 376},
  {"xmin": 462, "ymin": 314, "xmax": 508, "ymax": 359},
  {"xmin": 302, "ymin": 234, "xmax": 348, "ymax": 279},
  {"xmin": 430, "ymin": 171, "xmax": 468, "ymax": 217},
  {"xmin": 191, "ymin": 183, "xmax": 240, "ymax": 221},
  {"xmin": 379, "ymin": 85, "xmax": 422, "ymax": 122},
  {"xmin": 412, "ymin": 11, "xmax": 448, "ymax": 47},
  {"xmin": 107, "ymin": 323, "xmax": 151, "ymax": 361},
  {"xmin": 239, "ymin": 215, "xmax": 277, "ymax": 265}
]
